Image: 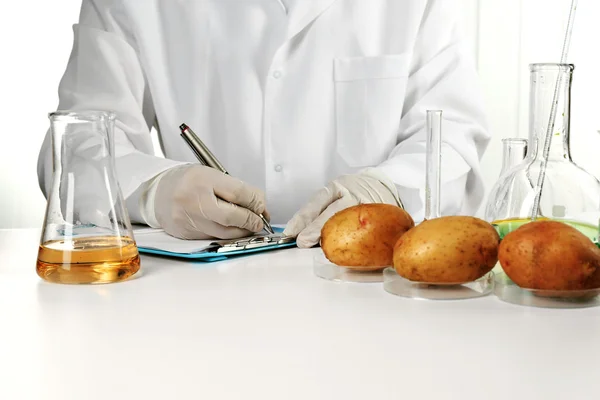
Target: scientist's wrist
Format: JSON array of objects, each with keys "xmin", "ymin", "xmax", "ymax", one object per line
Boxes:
[{"xmin": 139, "ymin": 168, "xmax": 176, "ymax": 228}]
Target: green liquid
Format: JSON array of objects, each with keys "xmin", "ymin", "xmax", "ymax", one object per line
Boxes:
[{"xmin": 492, "ymin": 218, "xmax": 599, "ymax": 245}]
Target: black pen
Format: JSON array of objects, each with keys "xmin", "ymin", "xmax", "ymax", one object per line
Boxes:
[{"xmin": 179, "ymin": 123, "xmax": 275, "ymax": 235}]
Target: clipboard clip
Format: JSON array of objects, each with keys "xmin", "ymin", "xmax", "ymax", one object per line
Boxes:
[{"xmin": 213, "ymin": 235, "xmax": 295, "ymax": 253}]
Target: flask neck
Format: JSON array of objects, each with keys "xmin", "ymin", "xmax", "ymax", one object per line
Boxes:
[
  {"xmin": 529, "ymin": 130, "xmax": 571, "ymax": 161},
  {"xmin": 527, "ymin": 64, "xmax": 574, "ymax": 161},
  {"xmin": 500, "ymin": 139, "xmax": 527, "ymax": 174}
]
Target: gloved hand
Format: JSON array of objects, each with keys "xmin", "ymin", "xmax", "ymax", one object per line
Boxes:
[
  {"xmin": 152, "ymin": 165, "xmax": 269, "ymax": 240},
  {"xmin": 283, "ymin": 168, "xmax": 403, "ymax": 248}
]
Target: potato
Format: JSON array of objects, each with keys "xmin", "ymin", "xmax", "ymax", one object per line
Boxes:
[
  {"xmin": 321, "ymin": 204, "xmax": 414, "ymax": 270},
  {"xmin": 498, "ymin": 220, "xmax": 600, "ymax": 291},
  {"xmin": 393, "ymin": 216, "xmax": 500, "ymax": 283}
]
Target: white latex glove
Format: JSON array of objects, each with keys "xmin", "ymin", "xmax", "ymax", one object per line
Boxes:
[
  {"xmin": 283, "ymin": 168, "xmax": 403, "ymax": 248},
  {"xmin": 152, "ymin": 165, "xmax": 269, "ymax": 240}
]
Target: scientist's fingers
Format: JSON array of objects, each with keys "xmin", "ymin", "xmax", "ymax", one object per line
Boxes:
[
  {"xmin": 199, "ymin": 195, "xmax": 265, "ymax": 233},
  {"xmin": 160, "ymin": 206, "xmax": 253, "ymax": 240},
  {"xmin": 283, "ymin": 182, "xmax": 345, "ymax": 237},
  {"xmin": 295, "ymin": 195, "xmax": 358, "ymax": 248},
  {"xmin": 176, "ymin": 208, "xmax": 255, "ymax": 240},
  {"xmin": 211, "ymin": 172, "xmax": 267, "ymax": 216}
]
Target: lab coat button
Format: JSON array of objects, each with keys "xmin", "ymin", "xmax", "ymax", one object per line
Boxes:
[
  {"xmin": 272, "ymin": 70, "xmax": 282, "ymax": 79},
  {"xmin": 274, "ymin": 164, "xmax": 283, "ymax": 172}
]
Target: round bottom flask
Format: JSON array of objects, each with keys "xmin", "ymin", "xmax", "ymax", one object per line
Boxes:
[
  {"xmin": 485, "ymin": 64, "xmax": 600, "ymax": 307},
  {"xmin": 485, "ymin": 64, "xmax": 600, "ymax": 241}
]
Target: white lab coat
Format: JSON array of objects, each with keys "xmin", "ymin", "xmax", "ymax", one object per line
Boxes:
[{"xmin": 37, "ymin": 0, "xmax": 490, "ymax": 225}]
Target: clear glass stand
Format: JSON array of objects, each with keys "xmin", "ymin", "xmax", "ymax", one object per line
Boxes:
[
  {"xmin": 493, "ymin": 272, "xmax": 600, "ymax": 309},
  {"xmin": 313, "ymin": 252, "xmax": 384, "ymax": 283},
  {"xmin": 383, "ymin": 268, "xmax": 494, "ymax": 300}
]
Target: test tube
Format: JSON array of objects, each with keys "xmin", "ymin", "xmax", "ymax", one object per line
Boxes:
[{"xmin": 425, "ymin": 110, "xmax": 442, "ymax": 220}]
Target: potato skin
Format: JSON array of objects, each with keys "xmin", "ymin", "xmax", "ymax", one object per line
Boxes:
[
  {"xmin": 393, "ymin": 216, "xmax": 500, "ymax": 283},
  {"xmin": 498, "ymin": 220, "xmax": 600, "ymax": 290},
  {"xmin": 321, "ymin": 204, "xmax": 415, "ymax": 270}
]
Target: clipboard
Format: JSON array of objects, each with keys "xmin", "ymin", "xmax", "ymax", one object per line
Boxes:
[{"xmin": 135, "ymin": 227, "xmax": 297, "ymax": 262}]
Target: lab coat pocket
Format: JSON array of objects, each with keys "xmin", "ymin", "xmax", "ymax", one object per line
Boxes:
[{"xmin": 334, "ymin": 54, "xmax": 410, "ymax": 167}]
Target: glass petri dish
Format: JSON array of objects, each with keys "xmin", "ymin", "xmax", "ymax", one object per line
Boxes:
[
  {"xmin": 313, "ymin": 251, "xmax": 385, "ymax": 283},
  {"xmin": 494, "ymin": 272, "xmax": 600, "ymax": 309},
  {"xmin": 383, "ymin": 267, "xmax": 494, "ymax": 300}
]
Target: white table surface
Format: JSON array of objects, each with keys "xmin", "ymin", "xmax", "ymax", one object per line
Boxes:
[{"xmin": 1, "ymin": 228, "xmax": 599, "ymax": 400}]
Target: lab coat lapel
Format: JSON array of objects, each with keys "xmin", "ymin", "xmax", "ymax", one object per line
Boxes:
[{"xmin": 285, "ymin": 0, "xmax": 339, "ymax": 40}]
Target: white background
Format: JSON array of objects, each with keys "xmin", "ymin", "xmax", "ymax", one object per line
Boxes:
[{"xmin": 0, "ymin": 0, "xmax": 598, "ymax": 229}]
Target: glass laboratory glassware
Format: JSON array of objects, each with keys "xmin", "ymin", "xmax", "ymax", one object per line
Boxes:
[
  {"xmin": 487, "ymin": 64, "xmax": 600, "ymax": 308},
  {"xmin": 484, "ymin": 138, "xmax": 528, "ymax": 229},
  {"xmin": 36, "ymin": 110, "xmax": 140, "ymax": 284},
  {"xmin": 424, "ymin": 109, "xmax": 442, "ymax": 220},
  {"xmin": 485, "ymin": 64, "xmax": 600, "ymax": 242},
  {"xmin": 499, "ymin": 138, "xmax": 528, "ymax": 177},
  {"xmin": 383, "ymin": 110, "xmax": 494, "ymax": 300}
]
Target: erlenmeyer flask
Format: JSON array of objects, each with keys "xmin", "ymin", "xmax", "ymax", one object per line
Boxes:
[
  {"xmin": 36, "ymin": 110, "xmax": 140, "ymax": 284},
  {"xmin": 485, "ymin": 63, "xmax": 600, "ymax": 242}
]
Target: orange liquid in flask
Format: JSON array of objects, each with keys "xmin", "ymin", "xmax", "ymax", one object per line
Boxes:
[{"xmin": 36, "ymin": 236, "xmax": 140, "ymax": 284}]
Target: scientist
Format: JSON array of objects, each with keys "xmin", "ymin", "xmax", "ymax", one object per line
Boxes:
[{"xmin": 37, "ymin": 0, "xmax": 490, "ymax": 248}]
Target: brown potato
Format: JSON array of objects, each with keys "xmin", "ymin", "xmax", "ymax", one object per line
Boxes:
[
  {"xmin": 321, "ymin": 204, "xmax": 414, "ymax": 270},
  {"xmin": 498, "ymin": 220, "xmax": 600, "ymax": 291},
  {"xmin": 393, "ymin": 216, "xmax": 500, "ymax": 283}
]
